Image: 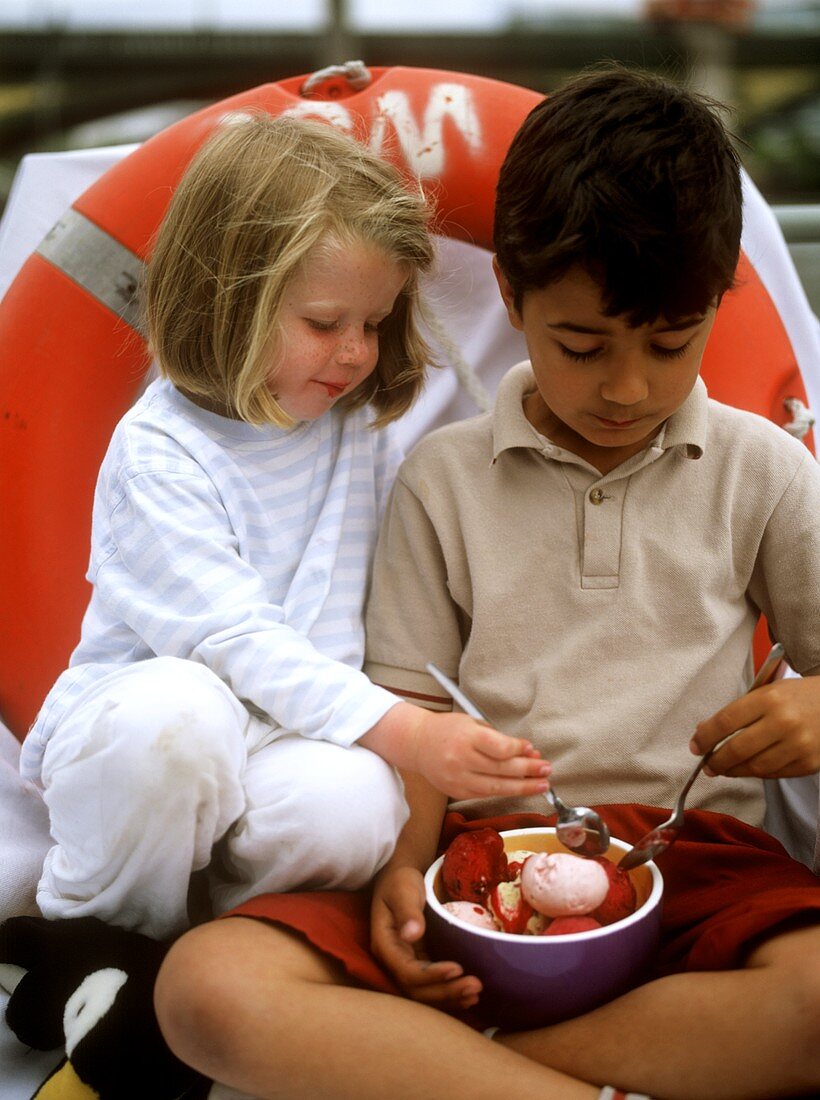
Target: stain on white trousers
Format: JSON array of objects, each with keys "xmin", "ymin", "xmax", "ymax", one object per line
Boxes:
[{"xmin": 37, "ymin": 657, "xmax": 408, "ymax": 940}]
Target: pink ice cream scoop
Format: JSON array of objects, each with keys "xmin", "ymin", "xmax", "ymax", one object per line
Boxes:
[
  {"xmin": 443, "ymin": 901, "xmax": 499, "ymax": 930},
  {"xmin": 520, "ymin": 852, "xmax": 609, "ymax": 917}
]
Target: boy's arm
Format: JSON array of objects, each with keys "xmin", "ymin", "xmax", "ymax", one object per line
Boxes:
[
  {"xmin": 693, "ymin": 452, "xmax": 820, "ymax": 780},
  {"xmin": 370, "ymin": 770, "xmax": 483, "ymax": 1012},
  {"xmin": 691, "ymin": 672, "xmax": 820, "ymax": 779},
  {"xmin": 365, "ymin": 469, "xmax": 467, "ymax": 711},
  {"xmin": 365, "ymin": 471, "xmax": 494, "ymax": 1010}
]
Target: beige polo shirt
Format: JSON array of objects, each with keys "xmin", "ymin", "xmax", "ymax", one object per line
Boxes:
[{"xmin": 365, "ymin": 362, "xmax": 820, "ymax": 826}]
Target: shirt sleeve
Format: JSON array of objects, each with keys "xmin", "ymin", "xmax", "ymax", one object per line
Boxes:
[
  {"xmin": 749, "ymin": 449, "xmax": 820, "ymax": 677},
  {"xmin": 372, "ymin": 420, "xmax": 404, "ymax": 520},
  {"xmin": 96, "ymin": 468, "xmax": 399, "ymax": 747},
  {"xmin": 364, "ymin": 472, "xmax": 462, "ymax": 709}
]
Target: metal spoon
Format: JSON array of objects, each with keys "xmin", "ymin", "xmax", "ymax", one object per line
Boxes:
[
  {"xmin": 426, "ymin": 663, "xmax": 611, "ymax": 857},
  {"xmin": 619, "ymin": 642, "xmax": 786, "ymax": 872}
]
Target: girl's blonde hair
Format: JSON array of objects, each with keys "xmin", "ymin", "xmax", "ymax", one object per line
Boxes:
[{"xmin": 145, "ymin": 113, "xmax": 435, "ymax": 427}]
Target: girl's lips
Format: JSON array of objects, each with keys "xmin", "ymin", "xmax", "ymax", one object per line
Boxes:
[{"xmin": 319, "ymin": 381, "xmax": 347, "ymax": 397}]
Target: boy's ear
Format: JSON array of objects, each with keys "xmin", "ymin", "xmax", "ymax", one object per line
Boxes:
[{"xmin": 492, "ymin": 256, "xmax": 525, "ymax": 332}]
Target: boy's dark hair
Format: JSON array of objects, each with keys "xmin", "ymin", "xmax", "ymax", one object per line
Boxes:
[{"xmin": 494, "ymin": 64, "xmax": 743, "ymax": 325}]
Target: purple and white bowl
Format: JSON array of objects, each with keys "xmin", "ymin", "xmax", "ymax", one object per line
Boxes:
[{"xmin": 424, "ymin": 827, "xmax": 663, "ymax": 1029}]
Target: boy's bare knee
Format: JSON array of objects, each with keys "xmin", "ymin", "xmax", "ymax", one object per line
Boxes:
[
  {"xmin": 788, "ymin": 947, "xmax": 820, "ymax": 1083},
  {"xmin": 747, "ymin": 921, "xmax": 820, "ymax": 971},
  {"xmin": 155, "ymin": 916, "xmax": 347, "ymax": 1072},
  {"xmin": 155, "ymin": 922, "xmax": 236, "ymax": 1070},
  {"xmin": 748, "ymin": 923, "xmax": 820, "ymax": 1082},
  {"xmin": 783, "ymin": 930, "xmax": 820, "ymax": 1073}
]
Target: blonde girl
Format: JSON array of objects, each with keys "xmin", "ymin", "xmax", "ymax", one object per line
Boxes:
[{"xmin": 22, "ymin": 115, "xmax": 550, "ymax": 940}]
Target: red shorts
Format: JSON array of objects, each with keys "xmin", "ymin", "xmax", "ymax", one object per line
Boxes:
[{"xmin": 222, "ymin": 806, "xmax": 820, "ymax": 1007}]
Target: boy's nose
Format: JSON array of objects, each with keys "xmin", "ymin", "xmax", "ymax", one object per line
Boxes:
[{"xmin": 600, "ymin": 361, "xmax": 649, "ymax": 407}]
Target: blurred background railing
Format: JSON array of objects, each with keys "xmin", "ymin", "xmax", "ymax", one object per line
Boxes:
[
  {"xmin": 776, "ymin": 204, "xmax": 820, "ymax": 312},
  {"xmin": 0, "ymin": 0, "xmax": 817, "ymax": 306}
]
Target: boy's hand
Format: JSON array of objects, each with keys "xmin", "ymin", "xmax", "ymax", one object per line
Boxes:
[
  {"xmin": 361, "ymin": 702, "xmax": 551, "ymax": 800},
  {"xmin": 690, "ymin": 676, "xmax": 820, "ymax": 779},
  {"xmin": 371, "ymin": 864, "xmax": 482, "ymax": 1012}
]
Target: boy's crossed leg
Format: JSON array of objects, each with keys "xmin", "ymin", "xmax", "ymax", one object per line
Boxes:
[
  {"xmin": 155, "ymin": 917, "xmax": 599, "ymax": 1100},
  {"xmin": 501, "ymin": 922, "xmax": 820, "ymax": 1099},
  {"xmin": 155, "ymin": 916, "xmax": 820, "ymax": 1100}
]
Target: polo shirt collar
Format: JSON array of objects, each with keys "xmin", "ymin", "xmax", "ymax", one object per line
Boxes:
[
  {"xmin": 491, "ymin": 362, "xmax": 708, "ymax": 464},
  {"xmin": 662, "ymin": 375, "xmax": 708, "ymax": 458}
]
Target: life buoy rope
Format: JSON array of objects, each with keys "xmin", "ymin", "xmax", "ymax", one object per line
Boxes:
[{"xmin": 0, "ymin": 65, "xmax": 813, "ymax": 737}]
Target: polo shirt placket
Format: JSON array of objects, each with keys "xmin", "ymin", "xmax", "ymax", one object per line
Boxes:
[{"xmin": 545, "ymin": 443, "xmax": 668, "ymax": 591}]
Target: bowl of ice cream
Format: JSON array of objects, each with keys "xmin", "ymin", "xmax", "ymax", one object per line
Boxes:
[{"xmin": 424, "ymin": 827, "xmax": 663, "ymax": 1029}]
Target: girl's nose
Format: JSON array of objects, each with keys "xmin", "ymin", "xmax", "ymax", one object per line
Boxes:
[{"xmin": 336, "ymin": 328, "xmax": 371, "ymax": 367}]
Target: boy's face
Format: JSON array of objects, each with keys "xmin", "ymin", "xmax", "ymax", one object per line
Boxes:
[{"xmin": 494, "ymin": 261, "xmax": 716, "ymax": 475}]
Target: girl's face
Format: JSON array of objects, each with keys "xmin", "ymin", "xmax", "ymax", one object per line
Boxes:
[
  {"xmin": 494, "ymin": 260, "xmax": 716, "ymax": 475},
  {"xmin": 269, "ymin": 238, "xmax": 407, "ymax": 423}
]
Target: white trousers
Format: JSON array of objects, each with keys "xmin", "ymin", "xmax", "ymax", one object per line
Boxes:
[{"xmin": 37, "ymin": 657, "xmax": 408, "ymax": 940}]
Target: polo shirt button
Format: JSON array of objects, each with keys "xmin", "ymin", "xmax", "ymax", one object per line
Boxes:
[{"xmin": 589, "ymin": 488, "xmax": 606, "ymax": 504}]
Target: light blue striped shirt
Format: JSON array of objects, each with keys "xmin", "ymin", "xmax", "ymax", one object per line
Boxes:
[{"xmin": 22, "ymin": 378, "xmax": 402, "ymax": 780}]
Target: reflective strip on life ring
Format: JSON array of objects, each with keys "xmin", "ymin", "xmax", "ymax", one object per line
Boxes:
[
  {"xmin": 0, "ymin": 65, "xmax": 813, "ymax": 736},
  {"xmin": 37, "ymin": 208, "xmax": 144, "ymax": 333}
]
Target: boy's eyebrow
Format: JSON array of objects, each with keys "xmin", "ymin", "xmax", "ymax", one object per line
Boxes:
[
  {"xmin": 548, "ymin": 322, "xmax": 613, "ymax": 335},
  {"xmin": 548, "ymin": 316, "xmax": 707, "ymax": 335}
]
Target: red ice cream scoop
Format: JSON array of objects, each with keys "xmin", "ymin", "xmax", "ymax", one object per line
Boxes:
[
  {"xmin": 441, "ymin": 827, "xmax": 509, "ymax": 904},
  {"xmin": 591, "ymin": 857, "xmax": 638, "ymax": 925}
]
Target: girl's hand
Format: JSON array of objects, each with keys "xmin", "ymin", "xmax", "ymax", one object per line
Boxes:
[
  {"xmin": 412, "ymin": 710, "xmax": 552, "ymax": 799},
  {"xmin": 371, "ymin": 864, "xmax": 482, "ymax": 1012},
  {"xmin": 690, "ymin": 676, "xmax": 820, "ymax": 779},
  {"xmin": 361, "ymin": 702, "xmax": 551, "ymax": 800}
]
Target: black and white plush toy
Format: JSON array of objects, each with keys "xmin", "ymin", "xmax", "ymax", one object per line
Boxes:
[{"xmin": 0, "ymin": 916, "xmax": 210, "ymax": 1099}]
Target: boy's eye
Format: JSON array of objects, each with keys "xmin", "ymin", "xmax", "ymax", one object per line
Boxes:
[
  {"xmin": 651, "ymin": 340, "xmax": 692, "ymax": 360},
  {"xmin": 558, "ymin": 344, "xmax": 601, "ymax": 363}
]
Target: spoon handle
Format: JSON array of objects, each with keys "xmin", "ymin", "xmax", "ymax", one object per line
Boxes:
[
  {"xmin": 427, "ymin": 664, "xmax": 568, "ymax": 814},
  {"xmin": 749, "ymin": 642, "xmax": 786, "ymax": 691},
  {"xmin": 425, "ymin": 663, "xmax": 489, "ymax": 723}
]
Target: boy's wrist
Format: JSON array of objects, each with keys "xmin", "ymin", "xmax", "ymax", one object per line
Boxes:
[{"xmin": 377, "ymin": 766, "xmax": 450, "ymax": 875}]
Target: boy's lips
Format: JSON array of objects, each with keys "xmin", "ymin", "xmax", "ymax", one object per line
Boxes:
[{"xmin": 595, "ymin": 414, "xmax": 642, "ymax": 429}]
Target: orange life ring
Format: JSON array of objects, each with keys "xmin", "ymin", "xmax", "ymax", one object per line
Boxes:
[{"xmin": 0, "ymin": 65, "xmax": 813, "ymax": 737}]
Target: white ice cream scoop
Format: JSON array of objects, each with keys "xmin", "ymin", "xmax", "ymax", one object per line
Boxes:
[
  {"xmin": 520, "ymin": 852, "xmax": 609, "ymax": 917},
  {"xmin": 443, "ymin": 901, "xmax": 498, "ymax": 929}
]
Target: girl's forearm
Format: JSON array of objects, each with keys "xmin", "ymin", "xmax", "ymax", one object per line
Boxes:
[{"xmin": 358, "ymin": 701, "xmax": 423, "ymax": 772}]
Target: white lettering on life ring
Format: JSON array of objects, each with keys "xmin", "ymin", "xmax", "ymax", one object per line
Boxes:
[
  {"xmin": 222, "ymin": 85, "xmax": 482, "ymax": 179},
  {"xmin": 369, "ymin": 84, "xmax": 483, "ymax": 177},
  {"xmin": 279, "ymin": 100, "xmax": 355, "ymax": 131}
]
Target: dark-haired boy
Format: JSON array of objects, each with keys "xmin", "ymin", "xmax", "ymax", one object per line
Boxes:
[
  {"xmin": 154, "ymin": 67, "xmax": 820, "ymax": 1099},
  {"xmin": 360, "ymin": 64, "xmax": 820, "ymax": 1095},
  {"xmin": 367, "ymin": 65, "xmax": 820, "ymax": 827}
]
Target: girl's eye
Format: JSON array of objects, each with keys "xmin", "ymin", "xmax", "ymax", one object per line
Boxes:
[
  {"xmin": 652, "ymin": 340, "xmax": 692, "ymax": 360},
  {"xmin": 307, "ymin": 319, "xmax": 337, "ymax": 332},
  {"xmin": 558, "ymin": 344, "xmax": 602, "ymax": 363}
]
